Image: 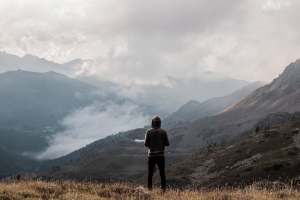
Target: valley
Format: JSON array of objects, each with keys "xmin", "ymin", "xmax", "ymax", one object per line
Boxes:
[
  {"xmin": 33, "ymin": 128, "xmax": 191, "ymax": 181},
  {"xmin": 1, "ymin": 55, "xmax": 300, "ymax": 191},
  {"xmin": 2, "ymin": 1, "xmax": 300, "ymax": 198}
]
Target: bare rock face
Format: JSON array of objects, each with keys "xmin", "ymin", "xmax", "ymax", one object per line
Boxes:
[
  {"xmin": 221, "ymin": 59, "xmax": 300, "ymax": 114},
  {"xmin": 253, "ymin": 112, "xmax": 300, "ymax": 132},
  {"xmin": 190, "ymin": 159, "xmax": 225, "ymax": 185},
  {"xmin": 231, "ymin": 154, "xmax": 262, "ymax": 170},
  {"xmin": 170, "ymin": 59, "xmax": 300, "ymax": 150}
]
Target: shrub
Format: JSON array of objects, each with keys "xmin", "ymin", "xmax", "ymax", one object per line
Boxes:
[
  {"xmin": 245, "ymin": 167, "xmax": 253, "ymax": 172},
  {"xmin": 272, "ymin": 164, "xmax": 283, "ymax": 171},
  {"xmin": 287, "ymin": 151, "xmax": 296, "ymax": 155},
  {"xmin": 255, "ymin": 126, "xmax": 260, "ymax": 133}
]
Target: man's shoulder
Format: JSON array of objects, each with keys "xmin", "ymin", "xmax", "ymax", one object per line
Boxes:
[
  {"xmin": 160, "ymin": 128, "xmax": 167, "ymax": 133},
  {"xmin": 147, "ymin": 128, "xmax": 167, "ymax": 133}
]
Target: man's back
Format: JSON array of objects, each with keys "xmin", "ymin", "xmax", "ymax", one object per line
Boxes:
[{"xmin": 145, "ymin": 128, "xmax": 169, "ymax": 157}]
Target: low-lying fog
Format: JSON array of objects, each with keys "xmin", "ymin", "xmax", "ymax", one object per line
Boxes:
[{"xmin": 31, "ymin": 101, "xmax": 150, "ymax": 160}]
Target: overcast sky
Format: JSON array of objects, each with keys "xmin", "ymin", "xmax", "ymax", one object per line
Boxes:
[{"xmin": 1, "ymin": 0, "xmax": 299, "ymax": 84}]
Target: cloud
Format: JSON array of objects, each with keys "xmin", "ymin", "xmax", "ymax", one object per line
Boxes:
[
  {"xmin": 34, "ymin": 100, "xmax": 150, "ymax": 159},
  {"xmin": 263, "ymin": 0, "xmax": 290, "ymax": 10},
  {"xmin": 110, "ymin": 85, "xmax": 145, "ymax": 101},
  {"xmin": 1, "ymin": 0, "xmax": 300, "ymax": 83}
]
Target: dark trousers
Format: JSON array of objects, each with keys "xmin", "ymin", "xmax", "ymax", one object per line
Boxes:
[{"xmin": 148, "ymin": 156, "xmax": 166, "ymax": 190}]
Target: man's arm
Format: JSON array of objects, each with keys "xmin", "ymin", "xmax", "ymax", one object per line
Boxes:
[
  {"xmin": 144, "ymin": 131, "xmax": 149, "ymax": 147},
  {"xmin": 165, "ymin": 131, "xmax": 170, "ymax": 146}
]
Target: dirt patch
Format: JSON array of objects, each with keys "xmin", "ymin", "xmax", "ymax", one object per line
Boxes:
[
  {"xmin": 293, "ymin": 131, "xmax": 300, "ymax": 149},
  {"xmin": 231, "ymin": 154, "xmax": 262, "ymax": 170},
  {"xmin": 190, "ymin": 159, "xmax": 225, "ymax": 185}
]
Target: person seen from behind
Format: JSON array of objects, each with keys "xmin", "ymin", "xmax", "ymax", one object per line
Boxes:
[{"xmin": 144, "ymin": 115, "xmax": 170, "ymax": 191}]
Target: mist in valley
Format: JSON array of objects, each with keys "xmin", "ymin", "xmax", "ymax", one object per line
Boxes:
[{"xmin": 32, "ymin": 101, "xmax": 150, "ymax": 159}]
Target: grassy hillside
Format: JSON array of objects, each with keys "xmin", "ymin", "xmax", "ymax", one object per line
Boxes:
[
  {"xmin": 35, "ymin": 128, "xmax": 190, "ymax": 181},
  {"xmin": 137, "ymin": 120, "xmax": 300, "ymax": 188},
  {"xmin": 38, "ymin": 129, "xmax": 133, "ymax": 171}
]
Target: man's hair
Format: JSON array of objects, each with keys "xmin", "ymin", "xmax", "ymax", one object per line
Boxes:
[{"xmin": 151, "ymin": 115, "xmax": 161, "ymax": 128}]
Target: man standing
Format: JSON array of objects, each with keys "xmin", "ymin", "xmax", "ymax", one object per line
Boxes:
[{"xmin": 144, "ymin": 115, "xmax": 170, "ymax": 191}]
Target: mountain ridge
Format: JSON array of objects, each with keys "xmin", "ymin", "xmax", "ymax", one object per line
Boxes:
[
  {"xmin": 220, "ymin": 59, "xmax": 300, "ymax": 115},
  {"xmin": 162, "ymin": 81, "xmax": 266, "ymax": 128}
]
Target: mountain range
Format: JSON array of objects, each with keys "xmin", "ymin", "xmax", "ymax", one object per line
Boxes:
[
  {"xmin": 0, "ymin": 69, "xmax": 167, "ymax": 157},
  {"xmin": 162, "ymin": 81, "xmax": 266, "ymax": 128},
  {"xmin": 31, "ymin": 58, "xmax": 300, "ymax": 183},
  {"xmin": 1, "ymin": 51, "xmax": 252, "ymax": 116},
  {"xmin": 0, "ymin": 51, "xmax": 80, "ymax": 76},
  {"xmin": 167, "ymin": 59, "xmax": 300, "ymax": 151},
  {"xmin": 2, "ymin": 52, "xmax": 300, "ymax": 188},
  {"xmin": 76, "ymin": 75, "xmax": 251, "ymax": 115}
]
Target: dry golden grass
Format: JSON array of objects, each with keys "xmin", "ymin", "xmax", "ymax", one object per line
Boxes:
[{"xmin": 1, "ymin": 177, "xmax": 300, "ymax": 200}]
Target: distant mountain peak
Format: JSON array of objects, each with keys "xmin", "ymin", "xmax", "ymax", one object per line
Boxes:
[
  {"xmin": 23, "ymin": 54, "xmax": 40, "ymax": 61},
  {"xmin": 44, "ymin": 71, "xmax": 68, "ymax": 78},
  {"xmin": 62, "ymin": 58, "xmax": 83, "ymax": 68},
  {"xmin": 185, "ymin": 100, "xmax": 200, "ymax": 106},
  {"xmin": 37, "ymin": 58, "xmax": 47, "ymax": 62}
]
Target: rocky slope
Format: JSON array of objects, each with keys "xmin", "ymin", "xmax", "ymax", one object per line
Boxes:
[
  {"xmin": 162, "ymin": 81, "xmax": 266, "ymax": 128},
  {"xmin": 137, "ymin": 120, "xmax": 300, "ymax": 188},
  {"xmin": 168, "ymin": 59, "xmax": 300, "ymax": 150},
  {"xmin": 221, "ymin": 60, "xmax": 300, "ymax": 114},
  {"xmin": 224, "ymin": 112, "xmax": 300, "ymax": 146}
]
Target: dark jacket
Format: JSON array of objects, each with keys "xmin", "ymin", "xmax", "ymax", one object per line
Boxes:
[{"xmin": 144, "ymin": 116, "xmax": 170, "ymax": 157}]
